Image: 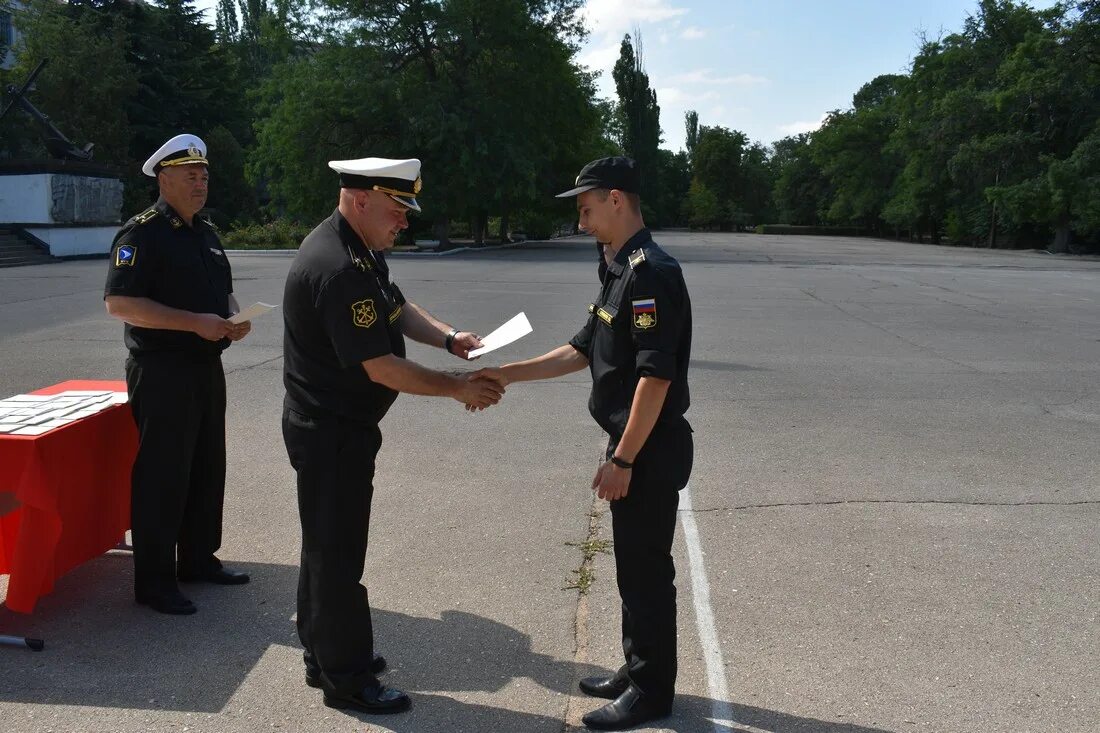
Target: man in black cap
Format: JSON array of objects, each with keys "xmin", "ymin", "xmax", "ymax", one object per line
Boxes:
[
  {"xmin": 104, "ymin": 133, "xmax": 252, "ymax": 616},
  {"xmin": 488, "ymin": 156, "xmax": 693, "ymax": 730},
  {"xmin": 282, "ymin": 156, "xmax": 505, "ymax": 715}
]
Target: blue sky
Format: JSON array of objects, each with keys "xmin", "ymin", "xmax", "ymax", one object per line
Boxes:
[
  {"xmin": 196, "ymin": 0, "xmax": 1057, "ymax": 152},
  {"xmin": 577, "ymin": 0, "xmax": 1057, "ymax": 151}
]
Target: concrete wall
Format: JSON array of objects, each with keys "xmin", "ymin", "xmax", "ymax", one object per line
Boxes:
[
  {"xmin": 24, "ymin": 226, "xmax": 118, "ymax": 257},
  {"xmin": 0, "ymin": 173, "xmax": 51, "ymax": 223}
]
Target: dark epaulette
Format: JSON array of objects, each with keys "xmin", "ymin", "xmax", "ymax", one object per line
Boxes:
[
  {"xmin": 199, "ymin": 214, "xmax": 220, "ymax": 232},
  {"xmin": 628, "ymin": 249, "xmax": 647, "ymax": 270},
  {"xmin": 132, "ymin": 208, "xmax": 159, "ymax": 226}
]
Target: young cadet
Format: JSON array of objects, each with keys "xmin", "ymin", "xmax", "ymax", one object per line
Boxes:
[{"xmin": 489, "ymin": 156, "xmax": 693, "ymax": 730}]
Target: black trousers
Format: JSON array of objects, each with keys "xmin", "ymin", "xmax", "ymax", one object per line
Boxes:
[
  {"xmin": 282, "ymin": 402, "xmax": 382, "ymax": 696},
  {"xmin": 125, "ymin": 352, "xmax": 227, "ymax": 595},
  {"xmin": 607, "ymin": 418, "xmax": 693, "ymax": 707}
]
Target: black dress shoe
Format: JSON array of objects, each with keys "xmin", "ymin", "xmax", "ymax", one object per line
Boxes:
[
  {"xmin": 579, "ymin": 674, "xmax": 630, "ymax": 699},
  {"xmin": 323, "ymin": 684, "xmax": 411, "ymax": 714},
  {"xmin": 178, "ymin": 567, "xmax": 250, "ymax": 585},
  {"xmin": 306, "ymin": 654, "xmax": 387, "ymax": 688},
  {"xmin": 136, "ymin": 590, "xmax": 197, "ymax": 615},
  {"xmin": 582, "ymin": 685, "xmax": 671, "ymax": 731}
]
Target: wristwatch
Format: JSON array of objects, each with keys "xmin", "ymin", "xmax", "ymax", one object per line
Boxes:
[{"xmin": 609, "ymin": 455, "xmax": 633, "ymax": 469}]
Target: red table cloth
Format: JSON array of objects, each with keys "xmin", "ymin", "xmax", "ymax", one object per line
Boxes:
[{"xmin": 0, "ymin": 380, "xmax": 136, "ymax": 613}]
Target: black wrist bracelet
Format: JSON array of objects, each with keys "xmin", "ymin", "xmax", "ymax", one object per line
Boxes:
[
  {"xmin": 444, "ymin": 328, "xmax": 458, "ymax": 353},
  {"xmin": 610, "ymin": 455, "xmax": 633, "ymax": 469}
]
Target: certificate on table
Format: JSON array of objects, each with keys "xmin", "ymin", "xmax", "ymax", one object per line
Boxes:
[
  {"xmin": 467, "ymin": 312, "xmax": 533, "ymax": 359},
  {"xmin": 229, "ymin": 302, "xmax": 279, "ymax": 324}
]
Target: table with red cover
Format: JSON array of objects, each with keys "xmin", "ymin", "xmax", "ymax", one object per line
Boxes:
[{"xmin": 0, "ymin": 380, "xmax": 136, "ymax": 614}]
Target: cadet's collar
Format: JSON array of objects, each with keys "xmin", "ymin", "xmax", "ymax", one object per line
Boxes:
[
  {"xmin": 330, "ymin": 208, "xmax": 378, "ymax": 273},
  {"xmin": 607, "ymin": 228, "xmax": 651, "ymax": 276},
  {"xmin": 154, "ymin": 197, "xmax": 191, "ymax": 230}
]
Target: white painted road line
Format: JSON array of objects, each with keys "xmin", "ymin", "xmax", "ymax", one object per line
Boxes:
[{"xmin": 680, "ymin": 483, "xmax": 736, "ymax": 730}]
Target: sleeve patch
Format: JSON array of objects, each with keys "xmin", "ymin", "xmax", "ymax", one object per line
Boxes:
[
  {"xmin": 351, "ymin": 299, "xmax": 377, "ymax": 328},
  {"xmin": 632, "ymin": 297, "xmax": 656, "ymax": 329},
  {"xmin": 115, "ymin": 244, "xmax": 137, "ymax": 267}
]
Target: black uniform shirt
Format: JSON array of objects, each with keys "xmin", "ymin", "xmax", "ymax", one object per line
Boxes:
[
  {"xmin": 103, "ymin": 197, "xmax": 233, "ymax": 356},
  {"xmin": 283, "ymin": 209, "xmax": 408, "ymax": 424},
  {"xmin": 570, "ymin": 228, "xmax": 691, "ymax": 437}
]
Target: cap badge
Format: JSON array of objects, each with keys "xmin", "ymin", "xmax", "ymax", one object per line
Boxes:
[
  {"xmin": 188, "ymin": 143, "xmax": 201, "ymax": 157},
  {"xmin": 413, "ymin": 177, "xmax": 422, "ymax": 195}
]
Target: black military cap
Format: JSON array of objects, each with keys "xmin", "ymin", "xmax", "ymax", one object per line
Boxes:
[{"xmin": 556, "ymin": 156, "xmax": 640, "ymax": 198}]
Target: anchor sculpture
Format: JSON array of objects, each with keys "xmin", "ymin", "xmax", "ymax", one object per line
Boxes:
[{"xmin": 0, "ymin": 58, "xmax": 95, "ymax": 161}]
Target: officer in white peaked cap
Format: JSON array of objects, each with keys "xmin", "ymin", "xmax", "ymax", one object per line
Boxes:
[
  {"xmin": 280, "ymin": 156, "xmax": 505, "ymax": 715},
  {"xmin": 104, "ymin": 133, "xmax": 252, "ymax": 616}
]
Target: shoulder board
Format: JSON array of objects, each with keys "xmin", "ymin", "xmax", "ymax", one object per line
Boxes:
[
  {"xmin": 132, "ymin": 208, "xmax": 158, "ymax": 225},
  {"xmin": 628, "ymin": 249, "xmax": 647, "ymax": 269},
  {"xmin": 200, "ymin": 215, "xmax": 220, "ymax": 232}
]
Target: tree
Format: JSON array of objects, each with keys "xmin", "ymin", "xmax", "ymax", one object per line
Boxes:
[
  {"xmin": 811, "ymin": 74, "xmax": 904, "ymax": 233},
  {"xmin": 4, "ymin": 0, "xmax": 135, "ymax": 165},
  {"xmin": 772, "ymin": 134, "xmax": 829, "ymax": 225},
  {"xmin": 612, "ymin": 33, "xmax": 661, "ymax": 210},
  {"xmin": 252, "ymin": 0, "xmax": 605, "ymax": 243},
  {"xmin": 684, "ymin": 109, "xmax": 699, "ymax": 163}
]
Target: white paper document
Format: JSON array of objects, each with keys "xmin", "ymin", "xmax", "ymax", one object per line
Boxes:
[
  {"xmin": 0, "ymin": 389, "xmax": 128, "ymax": 435},
  {"xmin": 230, "ymin": 302, "xmax": 279, "ymax": 324},
  {"xmin": 467, "ymin": 312, "xmax": 533, "ymax": 359}
]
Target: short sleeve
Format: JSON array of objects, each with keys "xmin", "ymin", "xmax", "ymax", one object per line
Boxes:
[
  {"xmin": 317, "ymin": 270, "xmax": 394, "ymax": 367},
  {"xmin": 221, "ymin": 246, "xmax": 234, "ymax": 294},
  {"xmin": 570, "ymin": 304, "xmax": 597, "ymax": 358},
  {"xmin": 104, "ymin": 228, "xmax": 154, "ymax": 298},
  {"xmin": 629, "ymin": 266, "xmax": 684, "ymax": 380}
]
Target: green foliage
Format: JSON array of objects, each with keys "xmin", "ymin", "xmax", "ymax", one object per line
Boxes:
[
  {"xmin": 612, "ymin": 33, "xmax": 661, "ymax": 205},
  {"xmin": 4, "ymin": 0, "xmax": 136, "ymax": 164},
  {"xmin": 769, "ymin": 0, "xmax": 1100, "ymax": 250},
  {"xmin": 250, "ymin": 0, "xmax": 604, "ymax": 241},
  {"xmin": 221, "ymin": 218, "xmax": 313, "ymax": 249}
]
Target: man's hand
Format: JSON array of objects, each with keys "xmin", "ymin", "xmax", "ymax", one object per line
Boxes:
[
  {"xmin": 193, "ymin": 313, "xmax": 235, "ymax": 341},
  {"xmin": 592, "ymin": 460, "xmax": 632, "ymax": 501},
  {"xmin": 449, "ymin": 331, "xmax": 483, "ymax": 360},
  {"xmin": 454, "ymin": 373, "xmax": 505, "ymax": 410},
  {"xmin": 228, "ymin": 320, "xmax": 251, "ymax": 342},
  {"xmin": 470, "ymin": 367, "xmax": 509, "ymax": 388}
]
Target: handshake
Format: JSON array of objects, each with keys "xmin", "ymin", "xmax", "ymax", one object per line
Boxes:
[{"xmin": 453, "ymin": 367, "xmax": 509, "ymax": 412}]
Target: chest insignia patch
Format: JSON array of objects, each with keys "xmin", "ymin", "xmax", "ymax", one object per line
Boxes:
[
  {"xmin": 351, "ymin": 299, "xmax": 377, "ymax": 329},
  {"xmin": 632, "ymin": 298, "xmax": 656, "ymax": 329},
  {"xmin": 115, "ymin": 244, "xmax": 136, "ymax": 267}
]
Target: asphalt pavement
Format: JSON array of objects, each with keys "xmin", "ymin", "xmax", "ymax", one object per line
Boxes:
[{"xmin": 1, "ymin": 232, "xmax": 1097, "ymax": 732}]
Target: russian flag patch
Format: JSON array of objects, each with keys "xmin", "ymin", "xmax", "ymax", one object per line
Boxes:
[{"xmin": 632, "ymin": 297, "xmax": 656, "ymax": 329}]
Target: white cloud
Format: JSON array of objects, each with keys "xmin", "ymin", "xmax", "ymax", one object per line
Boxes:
[
  {"xmin": 777, "ymin": 114, "xmax": 829, "ymax": 136},
  {"xmin": 679, "ymin": 26, "xmax": 706, "ymax": 40},
  {"xmin": 585, "ymin": 0, "xmax": 686, "ymax": 50},
  {"xmin": 582, "ymin": 0, "xmax": 689, "ymax": 43},
  {"xmin": 578, "ymin": 41, "xmax": 624, "ymax": 72},
  {"xmin": 656, "ymin": 87, "xmax": 720, "ymax": 105},
  {"xmin": 667, "ymin": 69, "xmax": 768, "ymax": 86}
]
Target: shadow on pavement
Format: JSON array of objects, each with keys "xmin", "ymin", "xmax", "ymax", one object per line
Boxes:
[{"xmin": 1, "ymin": 556, "xmax": 892, "ymax": 732}]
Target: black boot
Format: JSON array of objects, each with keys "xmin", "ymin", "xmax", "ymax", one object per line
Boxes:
[{"xmin": 582, "ymin": 685, "xmax": 671, "ymax": 730}]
